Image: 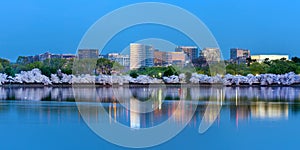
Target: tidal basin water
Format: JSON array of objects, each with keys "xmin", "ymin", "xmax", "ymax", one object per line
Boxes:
[{"xmin": 1, "ymin": 86, "xmax": 300, "ymax": 149}]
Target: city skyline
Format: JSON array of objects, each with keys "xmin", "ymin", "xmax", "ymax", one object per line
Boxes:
[
  {"xmin": 1, "ymin": 0, "xmax": 300, "ymax": 61},
  {"xmin": 4, "ymin": 43, "xmax": 298, "ymax": 67},
  {"xmin": 5, "ymin": 45, "xmax": 292, "ymax": 63}
]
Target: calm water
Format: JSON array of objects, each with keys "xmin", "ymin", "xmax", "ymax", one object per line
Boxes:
[{"xmin": 1, "ymin": 86, "xmax": 300, "ymax": 149}]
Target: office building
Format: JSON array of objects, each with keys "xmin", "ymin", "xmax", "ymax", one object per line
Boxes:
[
  {"xmin": 154, "ymin": 50, "xmax": 168, "ymax": 66},
  {"xmin": 169, "ymin": 52, "xmax": 186, "ymax": 66},
  {"xmin": 175, "ymin": 46, "xmax": 199, "ymax": 61},
  {"xmin": 17, "ymin": 52, "xmax": 76, "ymax": 64},
  {"xmin": 106, "ymin": 53, "xmax": 130, "ymax": 68},
  {"xmin": 154, "ymin": 50, "xmax": 186, "ymax": 67},
  {"xmin": 78, "ymin": 49, "xmax": 99, "ymax": 59},
  {"xmin": 130, "ymin": 43, "xmax": 154, "ymax": 70},
  {"xmin": 230, "ymin": 48, "xmax": 250, "ymax": 64}
]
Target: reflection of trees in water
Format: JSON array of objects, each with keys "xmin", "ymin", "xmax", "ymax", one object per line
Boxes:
[
  {"xmin": 1, "ymin": 86, "xmax": 300, "ymax": 102},
  {"xmin": 0, "ymin": 102, "xmax": 82, "ymax": 123},
  {"xmin": 1, "ymin": 86, "xmax": 300, "ymax": 118},
  {"xmin": 2, "ymin": 86, "xmax": 300, "ymax": 128}
]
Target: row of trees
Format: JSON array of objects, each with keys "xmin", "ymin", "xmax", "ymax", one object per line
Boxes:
[
  {"xmin": 1, "ymin": 57, "xmax": 300, "ymax": 78},
  {"xmin": 226, "ymin": 57, "xmax": 300, "ymax": 76},
  {"xmin": 129, "ymin": 57, "xmax": 300, "ymax": 78},
  {"xmin": 0, "ymin": 58, "xmax": 73, "ymax": 77},
  {"xmin": 0, "ymin": 58, "xmax": 124, "ymax": 77}
]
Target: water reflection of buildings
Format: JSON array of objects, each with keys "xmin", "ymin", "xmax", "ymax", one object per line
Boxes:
[
  {"xmin": 0, "ymin": 86, "xmax": 299, "ymax": 128},
  {"xmin": 104, "ymin": 87, "xmax": 196, "ymax": 129},
  {"xmin": 251, "ymin": 103, "xmax": 289, "ymax": 119},
  {"xmin": 229, "ymin": 87, "xmax": 291, "ymax": 127}
]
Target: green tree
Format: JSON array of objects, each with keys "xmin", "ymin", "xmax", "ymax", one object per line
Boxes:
[
  {"xmin": 268, "ymin": 60, "xmax": 297, "ymax": 74},
  {"xmin": 130, "ymin": 71, "xmax": 139, "ymax": 78},
  {"xmin": 226, "ymin": 63, "xmax": 250, "ymax": 76},
  {"xmin": 163, "ymin": 66, "xmax": 178, "ymax": 77},
  {"xmin": 4, "ymin": 66, "xmax": 15, "ymax": 76},
  {"xmin": 73, "ymin": 59, "xmax": 97, "ymax": 75},
  {"xmin": 96, "ymin": 58, "xmax": 114, "ymax": 75},
  {"xmin": 61, "ymin": 59, "xmax": 74, "ymax": 75},
  {"xmin": 0, "ymin": 58, "xmax": 10, "ymax": 67},
  {"xmin": 292, "ymin": 57, "xmax": 300, "ymax": 63},
  {"xmin": 263, "ymin": 58, "xmax": 271, "ymax": 65},
  {"xmin": 112, "ymin": 61, "xmax": 125, "ymax": 74},
  {"xmin": 0, "ymin": 63, "xmax": 3, "ymax": 73},
  {"xmin": 249, "ymin": 62, "xmax": 269, "ymax": 75}
]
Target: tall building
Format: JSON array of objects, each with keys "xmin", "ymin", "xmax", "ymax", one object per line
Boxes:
[
  {"xmin": 106, "ymin": 53, "xmax": 130, "ymax": 68},
  {"xmin": 78, "ymin": 49, "xmax": 99, "ymax": 59},
  {"xmin": 130, "ymin": 43, "xmax": 154, "ymax": 70},
  {"xmin": 230, "ymin": 48, "xmax": 250, "ymax": 64},
  {"xmin": 251, "ymin": 55, "xmax": 289, "ymax": 63},
  {"xmin": 200, "ymin": 48, "xmax": 221, "ymax": 62},
  {"xmin": 175, "ymin": 46, "xmax": 199, "ymax": 61}
]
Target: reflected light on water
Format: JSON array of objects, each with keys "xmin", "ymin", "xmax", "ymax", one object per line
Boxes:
[{"xmin": 0, "ymin": 86, "xmax": 300, "ymax": 129}]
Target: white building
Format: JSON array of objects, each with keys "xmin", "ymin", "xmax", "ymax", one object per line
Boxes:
[
  {"xmin": 130, "ymin": 43, "xmax": 154, "ymax": 70},
  {"xmin": 106, "ymin": 53, "xmax": 130, "ymax": 68},
  {"xmin": 251, "ymin": 55, "xmax": 289, "ymax": 63}
]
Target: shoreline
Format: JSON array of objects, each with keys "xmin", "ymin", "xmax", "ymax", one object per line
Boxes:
[{"xmin": 1, "ymin": 83, "xmax": 300, "ymax": 88}]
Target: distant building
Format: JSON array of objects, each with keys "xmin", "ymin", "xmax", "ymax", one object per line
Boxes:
[
  {"xmin": 175, "ymin": 46, "xmax": 199, "ymax": 61},
  {"xmin": 51, "ymin": 54, "xmax": 62, "ymax": 59},
  {"xmin": 251, "ymin": 103, "xmax": 288, "ymax": 119},
  {"xmin": 251, "ymin": 55, "xmax": 289, "ymax": 63},
  {"xmin": 61, "ymin": 54, "xmax": 76, "ymax": 60},
  {"xmin": 78, "ymin": 49, "xmax": 99, "ymax": 59},
  {"xmin": 39, "ymin": 52, "xmax": 52, "ymax": 61},
  {"xmin": 17, "ymin": 52, "xmax": 76, "ymax": 64},
  {"xmin": 106, "ymin": 53, "xmax": 130, "ymax": 68},
  {"xmin": 16, "ymin": 56, "xmax": 34, "ymax": 64},
  {"xmin": 154, "ymin": 50, "xmax": 168, "ymax": 66},
  {"xmin": 200, "ymin": 48, "xmax": 221, "ymax": 62},
  {"xmin": 230, "ymin": 48, "xmax": 251, "ymax": 64},
  {"xmin": 154, "ymin": 50, "xmax": 186, "ymax": 67},
  {"xmin": 169, "ymin": 52, "xmax": 186, "ymax": 66},
  {"xmin": 130, "ymin": 43, "xmax": 154, "ymax": 70}
]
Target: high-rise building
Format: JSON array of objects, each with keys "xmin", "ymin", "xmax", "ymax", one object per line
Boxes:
[
  {"xmin": 130, "ymin": 43, "xmax": 154, "ymax": 70},
  {"xmin": 175, "ymin": 46, "xmax": 199, "ymax": 61},
  {"xmin": 200, "ymin": 48, "xmax": 221, "ymax": 62},
  {"xmin": 230, "ymin": 48, "xmax": 250, "ymax": 64},
  {"xmin": 78, "ymin": 49, "xmax": 99, "ymax": 59}
]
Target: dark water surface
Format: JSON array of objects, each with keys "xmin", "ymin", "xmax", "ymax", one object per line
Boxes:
[{"xmin": 0, "ymin": 86, "xmax": 300, "ymax": 150}]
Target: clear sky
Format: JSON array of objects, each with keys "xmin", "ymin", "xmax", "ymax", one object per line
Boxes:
[{"xmin": 1, "ymin": 0, "xmax": 300, "ymax": 62}]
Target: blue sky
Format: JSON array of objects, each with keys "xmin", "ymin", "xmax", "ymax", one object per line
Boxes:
[{"xmin": 1, "ymin": 0, "xmax": 300, "ymax": 61}]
